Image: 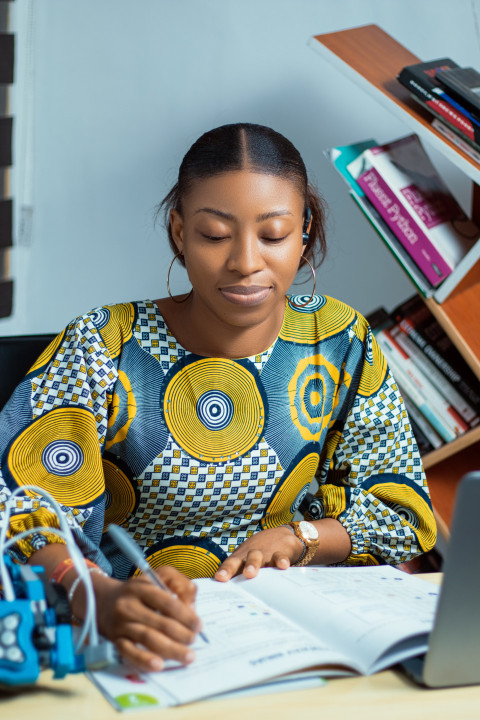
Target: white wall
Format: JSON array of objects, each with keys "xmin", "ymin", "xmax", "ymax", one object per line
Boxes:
[{"xmin": 4, "ymin": 0, "xmax": 480, "ymax": 335}]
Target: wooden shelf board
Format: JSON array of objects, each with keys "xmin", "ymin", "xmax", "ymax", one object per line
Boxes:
[
  {"xmin": 424, "ymin": 262, "xmax": 480, "ymax": 379},
  {"xmin": 422, "ymin": 426, "xmax": 480, "ymax": 468},
  {"xmin": 426, "ymin": 441, "xmax": 480, "ymax": 538},
  {"xmin": 312, "ymin": 24, "xmax": 480, "ymax": 375},
  {"xmin": 311, "ymin": 24, "xmax": 480, "ymax": 183}
]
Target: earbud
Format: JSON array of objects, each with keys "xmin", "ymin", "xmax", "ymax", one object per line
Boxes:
[{"xmin": 302, "ymin": 208, "xmax": 312, "ymax": 244}]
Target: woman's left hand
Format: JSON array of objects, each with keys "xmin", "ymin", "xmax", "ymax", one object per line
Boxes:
[{"xmin": 214, "ymin": 525, "xmax": 304, "ymax": 582}]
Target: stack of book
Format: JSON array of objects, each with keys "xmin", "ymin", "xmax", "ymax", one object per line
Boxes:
[
  {"xmin": 397, "ymin": 59, "xmax": 480, "ymax": 164},
  {"xmin": 368, "ymin": 295, "xmax": 480, "ymax": 456},
  {"xmin": 326, "ymin": 134, "xmax": 480, "ymax": 303}
]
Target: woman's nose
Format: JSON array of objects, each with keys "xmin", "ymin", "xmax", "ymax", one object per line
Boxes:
[{"xmin": 226, "ymin": 234, "xmax": 264, "ymax": 275}]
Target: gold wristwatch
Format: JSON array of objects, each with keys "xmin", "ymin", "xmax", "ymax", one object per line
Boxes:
[{"xmin": 285, "ymin": 520, "xmax": 319, "ymax": 566}]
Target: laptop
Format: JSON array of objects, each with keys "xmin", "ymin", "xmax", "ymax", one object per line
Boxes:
[{"xmin": 400, "ymin": 471, "xmax": 480, "ymax": 688}]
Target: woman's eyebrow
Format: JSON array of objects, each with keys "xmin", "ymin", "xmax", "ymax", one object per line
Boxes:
[
  {"xmin": 194, "ymin": 207, "xmax": 235, "ymax": 220},
  {"xmin": 255, "ymin": 210, "xmax": 293, "ymax": 222},
  {"xmin": 194, "ymin": 208, "xmax": 293, "ymax": 222}
]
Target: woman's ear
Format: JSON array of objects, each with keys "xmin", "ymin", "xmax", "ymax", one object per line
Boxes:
[{"xmin": 170, "ymin": 209, "xmax": 184, "ymax": 254}]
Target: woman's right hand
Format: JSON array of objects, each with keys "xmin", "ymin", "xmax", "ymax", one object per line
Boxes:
[{"xmin": 78, "ymin": 566, "xmax": 202, "ymax": 672}]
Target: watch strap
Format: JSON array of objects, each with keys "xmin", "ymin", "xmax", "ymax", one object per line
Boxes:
[{"xmin": 284, "ymin": 521, "xmax": 319, "ymax": 567}]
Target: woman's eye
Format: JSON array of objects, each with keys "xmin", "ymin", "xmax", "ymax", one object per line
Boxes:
[
  {"xmin": 262, "ymin": 234, "xmax": 288, "ymax": 243},
  {"xmin": 201, "ymin": 233, "xmax": 228, "ymax": 241}
]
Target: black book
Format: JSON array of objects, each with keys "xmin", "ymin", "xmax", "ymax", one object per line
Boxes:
[{"xmin": 397, "ymin": 59, "xmax": 480, "ymax": 150}]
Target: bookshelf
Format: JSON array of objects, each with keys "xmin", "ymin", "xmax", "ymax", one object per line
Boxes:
[{"xmin": 311, "ymin": 24, "xmax": 480, "ymax": 539}]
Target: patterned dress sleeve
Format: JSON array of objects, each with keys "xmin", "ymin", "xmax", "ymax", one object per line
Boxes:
[
  {"xmin": 310, "ymin": 312, "xmax": 437, "ymax": 565},
  {"xmin": 0, "ymin": 307, "xmax": 123, "ymax": 568}
]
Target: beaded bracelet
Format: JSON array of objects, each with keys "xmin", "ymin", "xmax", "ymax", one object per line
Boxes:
[{"xmin": 51, "ymin": 557, "xmax": 99, "ymax": 585}]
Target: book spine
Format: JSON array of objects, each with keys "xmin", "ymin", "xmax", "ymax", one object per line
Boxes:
[
  {"xmin": 401, "ymin": 393, "xmax": 443, "ymax": 451},
  {"xmin": 375, "ymin": 329, "xmax": 457, "ymax": 443},
  {"xmin": 390, "ymin": 323, "xmax": 479, "ymax": 428},
  {"xmin": 377, "ymin": 327, "xmax": 467, "ymax": 438},
  {"xmin": 393, "ymin": 309, "xmax": 480, "ymax": 412},
  {"xmin": 356, "ymin": 168, "xmax": 452, "ymax": 285},
  {"xmin": 432, "ymin": 118, "xmax": 480, "ymax": 164},
  {"xmin": 433, "ymin": 86, "xmax": 480, "ymax": 130},
  {"xmin": 399, "ymin": 68, "xmax": 480, "ymax": 145},
  {"xmin": 350, "ymin": 191, "xmax": 433, "ymax": 298}
]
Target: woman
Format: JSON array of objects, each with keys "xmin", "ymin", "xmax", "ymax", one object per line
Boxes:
[{"xmin": 0, "ymin": 123, "xmax": 436, "ymax": 671}]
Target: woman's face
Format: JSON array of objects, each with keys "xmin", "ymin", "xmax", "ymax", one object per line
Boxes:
[{"xmin": 170, "ymin": 170, "xmax": 306, "ymax": 330}]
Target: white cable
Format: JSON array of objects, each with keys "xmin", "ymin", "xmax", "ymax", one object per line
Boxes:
[
  {"xmin": 2, "ymin": 527, "xmax": 94, "ymax": 650},
  {"xmin": 0, "ymin": 485, "xmax": 101, "ymax": 650}
]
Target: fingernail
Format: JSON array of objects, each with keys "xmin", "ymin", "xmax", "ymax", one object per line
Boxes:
[
  {"xmin": 215, "ymin": 569, "xmax": 228, "ymax": 578},
  {"xmin": 245, "ymin": 565, "xmax": 256, "ymax": 575},
  {"xmin": 278, "ymin": 558, "xmax": 289, "ymax": 568},
  {"xmin": 185, "ymin": 649, "xmax": 195, "ymax": 663},
  {"xmin": 150, "ymin": 658, "xmax": 164, "ymax": 671}
]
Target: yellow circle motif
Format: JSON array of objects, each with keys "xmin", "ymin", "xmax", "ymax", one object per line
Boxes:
[
  {"xmin": 136, "ymin": 544, "xmax": 222, "ymax": 579},
  {"xmin": 280, "ymin": 295, "xmax": 355, "ymax": 344},
  {"xmin": 7, "ymin": 407, "xmax": 104, "ymax": 506},
  {"xmin": 288, "ymin": 354, "xmax": 341, "ymax": 442},
  {"xmin": 163, "ymin": 358, "xmax": 265, "ymax": 462},
  {"xmin": 368, "ymin": 481, "xmax": 436, "ymax": 552},
  {"xmin": 103, "ymin": 458, "xmax": 137, "ymax": 530},
  {"xmin": 357, "ymin": 333, "xmax": 388, "ymax": 397},
  {"xmin": 262, "ymin": 451, "xmax": 320, "ymax": 529},
  {"xmin": 93, "ymin": 303, "xmax": 135, "ymax": 360}
]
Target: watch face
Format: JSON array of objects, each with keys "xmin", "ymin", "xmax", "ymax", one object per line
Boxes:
[{"xmin": 299, "ymin": 520, "xmax": 318, "ymax": 540}]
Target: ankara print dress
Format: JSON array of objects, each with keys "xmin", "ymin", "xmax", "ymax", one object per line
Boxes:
[{"xmin": 0, "ymin": 295, "xmax": 436, "ymax": 578}]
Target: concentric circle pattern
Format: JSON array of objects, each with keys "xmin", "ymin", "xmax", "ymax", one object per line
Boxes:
[
  {"xmin": 262, "ymin": 451, "xmax": 319, "ymax": 529},
  {"xmin": 6, "ymin": 406, "xmax": 105, "ymax": 506},
  {"xmin": 95, "ymin": 302, "xmax": 134, "ymax": 359},
  {"xmin": 102, "ymin": 456, "xmax": 138, "ymax": 529},
  {"xmin": 90, "ymin": 307, "xmax": 111, "ymax": 330},
  {"xmin": 41, "ymin": 440, "xmax": 84, "ymax": 476},
  {"xmin": 163, "ymin": 358, "xmax": 265, "ymax": 462},
  {"xmin": 357, "ymin": 333, "xmax": 388, "ymax": 397},
  {"xmin": 288, "ymin": 354, "xmax": 341, "ymax": 442},
  {"xmin": 196, "ymin": 390, "xmax": 234, "ymax": 431},
  {"xmin": 387, "ymin": 502, "xmax": 420, "ymax": 529},
  {"xmin": 139, "ymin": 543, "xmax": 223, "ymax": 579},
  {"xmin": 367, "ymin": 481, "xmax": 436, "ymax": 552},
  {"xmin": 288, "ymin": 294, "xmax": 326, "ymax": 313},
  {"xmin": 280, "ymin": 295, "xmax": 355, "ymax": 344}
]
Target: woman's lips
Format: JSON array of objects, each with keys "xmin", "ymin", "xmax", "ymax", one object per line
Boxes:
[{"xmin": 219, "ymin": 285, "xmax": 272, "ymax": 306}]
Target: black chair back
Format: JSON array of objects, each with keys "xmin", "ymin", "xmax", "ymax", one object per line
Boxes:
[{"xmin": 0, "ymin": 334, "xmax": 56, "ymax": 410}]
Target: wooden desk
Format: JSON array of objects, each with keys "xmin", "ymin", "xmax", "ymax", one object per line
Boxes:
[{"xmin": 3, "ymin": 575, "xmax": 480, "ymax": 720}]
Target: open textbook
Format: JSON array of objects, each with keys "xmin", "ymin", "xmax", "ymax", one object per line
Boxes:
[{"xmin": 90, "ymin": 566, "xmax": 439, "ymax": 710}]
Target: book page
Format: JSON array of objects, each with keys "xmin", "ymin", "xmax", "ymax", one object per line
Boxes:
[
  {"xmin": 238, "ymin": 566, "xmax": 439, "ymax": 674},
  {"xmin": 91, "ymin": 579, "xmax": 351, "ymax": 709}
]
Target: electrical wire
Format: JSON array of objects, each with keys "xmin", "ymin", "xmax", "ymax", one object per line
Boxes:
[{"xmin": 0, "ymin": 485, "xmax": 100, "ymax": 651}]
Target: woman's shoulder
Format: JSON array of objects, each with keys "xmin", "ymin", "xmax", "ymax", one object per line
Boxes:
[
  {"xmin": 62, "ymin": 299, "xmax": 156, "ymax": 359},
  {"xmin": 282, "ymin": 294, "xmax": 365, "ymax": 343}
]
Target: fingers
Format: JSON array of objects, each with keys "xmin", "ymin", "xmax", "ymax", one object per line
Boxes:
[
  {"xmin": 214, "ymin": 554, "xmax": 244, "ymax": 582},
  {"xmin": 271, "ymin": 551, "xmax": 291, "ymax": 570},
  {"xmin": 100, "ymin": 577, "xmax": 202, "ymax": 672},
  {"xmin": 122, "ymin": 577, "xmax": 202, "ymax": 634},
  {"xmin": 115, "ymin": 624, "xmax": 196, "ymax": 672},
  {"xmin": 214, "ymin": 549, "xmax": 291, "ymax": 582},
  {"xmin": 156, "ymin": 565, "xmax": 197, "ymax": 605}
]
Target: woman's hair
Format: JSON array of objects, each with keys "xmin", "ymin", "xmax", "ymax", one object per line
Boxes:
[{"xmin": 158, "ymin": 123, "xmax": 327, "ymax": 268}]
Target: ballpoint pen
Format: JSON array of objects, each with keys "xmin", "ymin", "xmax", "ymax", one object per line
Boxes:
[{"xmin": 107, "ymin": 524, "xmax": 208, "ymax": 643}]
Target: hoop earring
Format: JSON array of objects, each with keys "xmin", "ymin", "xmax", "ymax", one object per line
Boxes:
[
  {"xmin": 166, "ymin": 253, "xmax": 193, "ymax": 304},
  {"xmin": 289, "ymin": 256, "xmax": 316, "ymax": 308}
]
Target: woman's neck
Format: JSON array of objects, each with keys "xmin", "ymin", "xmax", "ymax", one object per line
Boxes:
[{"xmin": 155, "ymin": 295, "xmax": 286, "ymax": 359}]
